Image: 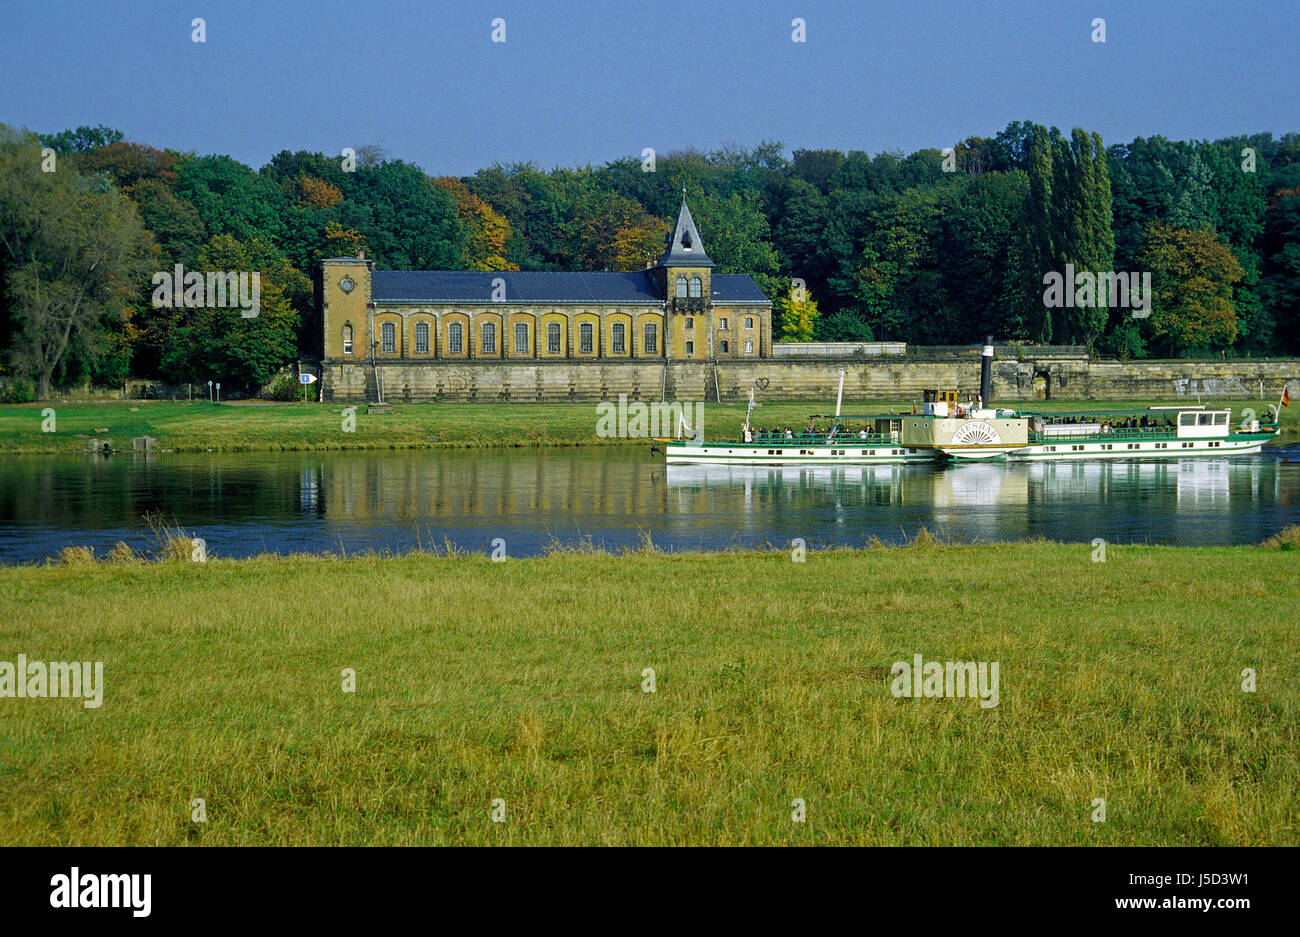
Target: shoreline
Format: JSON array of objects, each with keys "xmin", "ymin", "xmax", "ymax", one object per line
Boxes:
[
  {"xmin": 2, "ymin": 398, "xmax": 1297, "ymax": 456},
  {"xmin": 17, "ymin": 527, "xmax": 1298, "ymax": 572}
]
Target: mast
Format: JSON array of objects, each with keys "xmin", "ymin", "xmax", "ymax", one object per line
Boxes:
[{"xmin": 835, "ymin": 369, "xmax": 845, "ymax": 418}]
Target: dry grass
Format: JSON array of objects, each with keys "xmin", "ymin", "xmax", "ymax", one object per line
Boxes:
[
  {"xmin": 54, "ymin": 545, "xmax": 95, "ymax": 566},
  {"xmin": 1261, "ymin": 524, "xmax": 1300, "ymax": 550},
  {"xmin": 0, "ymin": 542, "xmax": 1296, "ymax": 846}
]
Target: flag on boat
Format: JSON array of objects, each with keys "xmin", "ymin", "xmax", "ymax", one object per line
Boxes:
[{"xmin": 1283, "ymin": 388, "xmax": 1291, "ymax": 407}]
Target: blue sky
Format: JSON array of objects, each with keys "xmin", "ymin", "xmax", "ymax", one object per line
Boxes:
[{"xmin": 2, "ymin": 0, "xmax": 1297, "ymax": 174}]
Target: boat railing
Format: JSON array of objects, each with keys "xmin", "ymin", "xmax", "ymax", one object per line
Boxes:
[
  {"xmin": 749, "ymin": 432, "xmax": 893, "ymax": 446},
  {"xmin": 1029, "ymin": 425, "xmax": 1177, "ymax": 443}
]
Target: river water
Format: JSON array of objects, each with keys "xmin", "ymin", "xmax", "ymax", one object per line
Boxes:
[{"xmin": 1, "ymin": 448, "xmax": 1298, "ymax": 563}]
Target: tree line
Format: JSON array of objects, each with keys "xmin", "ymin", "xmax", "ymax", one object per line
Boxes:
[{"xmin": 1, "ymin": 120, "xmax": 1297, "ymax": 400}]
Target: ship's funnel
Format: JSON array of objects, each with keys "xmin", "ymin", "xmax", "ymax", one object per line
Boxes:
[{"xmin": 980, "ymin": 336, "xmax": 993, "ymax": 407}]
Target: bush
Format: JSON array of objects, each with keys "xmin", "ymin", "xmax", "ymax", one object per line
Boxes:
[
  {"xmin": 267, "ymin": 374, "xmax": 299, "ymax": 402},
  {"xmin": 0, "ymin": 378, "xmax": 37, "ymax": 403},
  {"xmin": 56, "ymin": 545, "xmax": 96, "ymax": 565},
  {"xmin": 1261, "ymin": 525, "xmax": 1300, "ymax": 550},
  {"xmin": 105, "ymin": 541, "xmax": 138, "ymax": 563}
]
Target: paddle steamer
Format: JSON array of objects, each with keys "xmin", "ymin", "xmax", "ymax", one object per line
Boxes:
[{"xmin": 661, "ymin": 341, "xmax": 1283, "ymax": 465}]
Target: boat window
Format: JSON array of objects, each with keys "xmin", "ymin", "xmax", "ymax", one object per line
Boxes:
[
  {"xmin": 1214, "ymin": 413, "xmax": 1228, "ymax": 425},
  {"xmin": 1198, "ymin": 413, "xmax": 1213, "ymax": 425},
  {"xmin": 1179, "ymin": 413, "xmax": 1196, "ymax": 426}
]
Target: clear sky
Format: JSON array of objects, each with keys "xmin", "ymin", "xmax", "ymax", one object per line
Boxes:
[{"xmin": 2, "ymin": 0, "xmax": 1297, "ymax": 174}]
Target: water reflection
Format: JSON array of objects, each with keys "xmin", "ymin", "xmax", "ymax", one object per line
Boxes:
[{"xmin": 0, "ymin": 449, "xmax": 1295, "ymax": 563}]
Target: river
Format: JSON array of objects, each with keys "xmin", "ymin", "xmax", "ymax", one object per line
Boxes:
[{"xmin": 1, "ymin": 448, "xmax": 1297, "ymax": 563}]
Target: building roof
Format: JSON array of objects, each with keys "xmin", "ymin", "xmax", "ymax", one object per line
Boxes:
[
  {"xmin": 371, "ymin": 269, "xmax": 768, "ymax": 304},
  {"xmin": 660, "ymin": 197, "xmax": 713, "ymax": 267}
]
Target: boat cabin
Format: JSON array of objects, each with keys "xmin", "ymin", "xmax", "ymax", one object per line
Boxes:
[
  {"xmin": 1030, "ymin": 405, "xmax": 1237, "ymax": 441},
  {"xmin": 921, "ymin": 389, "xmax": 985, "ymax": 418},
  {"xmin": 1172, "ymin": 408, "xmax": 1232, "ymax": 438}
]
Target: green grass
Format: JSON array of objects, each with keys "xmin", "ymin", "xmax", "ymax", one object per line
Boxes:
[
  {"xmin": 1, "ymin": 540, "xmax": 1296, "ymax": 845},
  {"xmin": 2, "ymin": 397, "xmax": 1296, "ymax": 454}
]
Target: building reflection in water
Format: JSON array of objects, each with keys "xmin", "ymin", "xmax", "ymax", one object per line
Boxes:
[{"xmin": 0, "ymin": 449, "xmax": 1293, "ymax": 563}]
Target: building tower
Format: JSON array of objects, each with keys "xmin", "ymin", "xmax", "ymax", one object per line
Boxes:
[{"xmin": 654, "ymin": 193, "xmax": 714, "ymax": 359}]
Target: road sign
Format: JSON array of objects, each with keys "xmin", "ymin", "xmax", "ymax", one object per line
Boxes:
[{"xmin": 300, "ymin": 373, "xmax": 318, "ymax": 384}]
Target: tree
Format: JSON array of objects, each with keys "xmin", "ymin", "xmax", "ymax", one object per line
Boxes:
[
  {"xmin": 775, "ymin": 290, "xmax": 819, "ymax": 341},
  {"xmin": 434, "ymin": 177, "xmax": 517, "ymax": 270},
  {"xmin": 689, "ymin": 190, "xmax": 782, "ymax": 299},
  {"xmin": 1057, "ymin": 128, "xmax": 1115, "ymax": 351},
  {"xmin": 38, "ymin": 124, "xmax": 124, "ymax": 154},
  {"xmin": 174, "ymin": 154, "xmax": 287, "ymax": 244},
  {"xmin": 790, "ymin": 149, "xmax": 846, "ymax": 193},
  {"xmin": 159, "ymin": 235, "xmax": 306, "ymax": 391},
  {"xmin": 562, "ymin": 192, "xmax": 667, "ymax": 271},
  {"xmin": 1261, "ymin": 176, "xmax": 1300, "ymax": 354},
  {"xmin": 334, "ymin": 160, "xmax": 464, "ymax": 269},
  {"xmin": 1137, "ymin": 223, "xmax": 1243, "ymax": 355},
  {"xmin": 1023, "ymin": 125, "xmax": 1114, "ymax": 347},
  {"xmin": 0, "ymin": 127, "xmax": 155, "ymax": 398},
  {"xmin": 72, "ymin": 142, "xmax": 179, "ymax": 189}
]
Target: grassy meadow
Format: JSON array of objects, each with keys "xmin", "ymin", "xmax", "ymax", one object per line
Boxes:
[
  {"xmin": 1, "ymin": 539, "xmax": 1297, "ymax": 845},
  {"xmin": 2, "ymin": 396, "xmax": 1297, "ymax": 454}
]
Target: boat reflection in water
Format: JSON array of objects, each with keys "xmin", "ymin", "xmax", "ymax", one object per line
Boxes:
[
  {"xmin": 663, "ymin": 456, "xmax": 1289, "ymax": 547},
  {"xmin": 0, "ymin": 449, "xmax": 1294, "ymax": 563}
]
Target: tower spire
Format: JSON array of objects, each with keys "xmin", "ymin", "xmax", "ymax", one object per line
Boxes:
[{"xmin": 660, "ymin": 192, "xmax": 713, "ymax": 267}]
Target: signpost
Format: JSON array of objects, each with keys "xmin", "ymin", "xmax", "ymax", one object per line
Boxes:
[{"xmin": 300, "ymin": 372, "xmax": 317, "ymax": 404}]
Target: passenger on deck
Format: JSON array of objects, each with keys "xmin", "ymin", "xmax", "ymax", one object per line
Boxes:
[{"xmin": 784, "ymin": 427, "xmax": 793, "ymax": 440}]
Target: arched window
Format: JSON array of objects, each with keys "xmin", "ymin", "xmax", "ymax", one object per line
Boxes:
[
  {"xmin": 342, "ymin": 324, "xmax": 353, "ymax": 356},
  {"xmin": 514, "ymin": 323, "xmax": 529, "ymax": 354},
  {"xmin": 676, "ymin": 275, "xmax": 688, "ymax": 297},
  {"xmin": 481, "ymin": 321, "xmax": 496, "ymax": 354},
  {"xmin": 579, "ymin": 323, "xmax": 593, "ymax": 353},
  {"xmin": 381, "ymin": 321, "xmax": 396, "ymax": 354},
  {"xmin": 643, "ymin": 322, "xmax": 657, "ymax": 354},
  {"xmin": 414, "ymin": 322, "xmax": 430, "ymax": 354},
  {"xmin": 689, "ymin": 276, "xmax": 702, "ymax": 298},
  {"xmin": 612, "ymin": 322, "xmax": 625, "ymax": 353},
  {"xmin": 547, "ymin": 322, "xmax": 561, "ymax": 354},
  {"xmin": 448, "ymin": 322, "xmax": 463, "ymax": 354}
]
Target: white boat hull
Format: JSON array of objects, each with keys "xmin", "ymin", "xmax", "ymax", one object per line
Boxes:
[
  {"xmin": 665, "ymin": 443, "xmax": 937, "ymax": 465},
  {"xmin": 1006, "ymin": 435, "xmax": 1269, "ymax": 460}
]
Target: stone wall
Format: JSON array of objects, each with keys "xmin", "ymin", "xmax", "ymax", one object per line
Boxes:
[{"xmin": 320, "ymin": 355, "xmax": 1300, "ymax": 403}]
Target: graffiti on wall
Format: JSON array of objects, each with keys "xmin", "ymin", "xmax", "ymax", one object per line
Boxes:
[{"xmin": 1172, "ymin": 377, "xmax": 1249, "ymax": 397}]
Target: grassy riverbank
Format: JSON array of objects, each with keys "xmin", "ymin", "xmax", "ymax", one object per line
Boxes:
[
  {"xmin": 1, "ymin": 539, "xmax": 1296, "ymax": 845},
  {"xmin": 2, "ymin": 397, "xmax": 1297, "ymax": 454}
]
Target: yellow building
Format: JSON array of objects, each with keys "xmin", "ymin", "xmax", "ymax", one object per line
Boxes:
[{"xmin": 316, "ymin": 198, "xmax": 771, "ymax": 400}]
